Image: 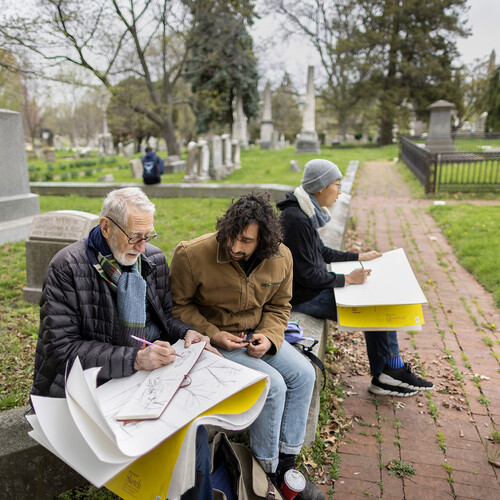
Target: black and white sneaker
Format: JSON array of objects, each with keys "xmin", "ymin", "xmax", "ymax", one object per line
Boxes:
[
  {"xmin": 368, "ymin": 377, "xmax": 418, "ymax": 397},
  {"xmin": 379, "ymin": 363, "xmax": 434, "ymax": 391}
]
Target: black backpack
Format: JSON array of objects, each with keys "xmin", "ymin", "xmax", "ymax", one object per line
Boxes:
[{"xmin": 143, "ymin": 158, "xmax": 160, "ymax": 179}]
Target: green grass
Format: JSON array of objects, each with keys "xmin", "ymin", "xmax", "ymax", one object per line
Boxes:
[
  {"xmin": 429, "ymin": 204, "xmax": 500, "ymax": 307},
  {"xmin": 28, "ymin": 144, "xmax": 400, "ymax": 186}
]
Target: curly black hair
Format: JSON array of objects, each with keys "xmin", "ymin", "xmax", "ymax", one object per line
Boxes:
[{"xmin": 216, "ymin": 191, "xmax": 283, "ymax": 260}]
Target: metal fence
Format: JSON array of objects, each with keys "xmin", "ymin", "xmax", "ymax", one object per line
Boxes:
[{"xmin": 400, "ymin": 134, "xmax": 500, "ymax": 194}]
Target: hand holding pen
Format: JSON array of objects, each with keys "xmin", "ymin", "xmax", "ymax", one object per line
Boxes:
[{"xmin": 132, "ymin": 335, "xmax": 182, "ymax": 371}]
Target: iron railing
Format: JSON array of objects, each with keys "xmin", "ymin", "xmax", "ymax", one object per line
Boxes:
[{"xmin": 399, "ymin": 134, "xmax": 500, "ymax": 194}]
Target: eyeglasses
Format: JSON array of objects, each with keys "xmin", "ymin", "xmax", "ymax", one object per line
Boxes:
[
  {"xmin": 334, "ymin": 182, "xmax": 342, "ymax": 189},
  {"xmin": 106, "ymin": 216, "xmax": 158, "ymax": 245}
]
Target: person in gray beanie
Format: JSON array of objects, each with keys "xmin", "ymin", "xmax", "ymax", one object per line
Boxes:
[{"xmin": 277, "ymin": 159, "xmax": 433, "ymax": 397}]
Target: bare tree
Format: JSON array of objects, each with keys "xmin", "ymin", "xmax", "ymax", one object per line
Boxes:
[{"xmin": 0, "ymin": 0, "xmax": 194, "ymax": 155}]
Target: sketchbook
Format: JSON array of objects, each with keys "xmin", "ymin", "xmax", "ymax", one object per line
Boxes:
[
  {"xmin": 329, "ymin": 248, "xmax": 427, "ymax": 331},
  {"xmin": 27, "ymin": 341, "xmax": 269, "ymax": 500},
  {"xmin": 115, "ymin": 341, "xmax": 205, "ymax": 421}
]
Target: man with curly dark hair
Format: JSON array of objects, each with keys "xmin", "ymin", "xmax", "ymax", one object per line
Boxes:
[{"xmin": 170, "ymin": 192, "xmax": 323, "ymax": 499}]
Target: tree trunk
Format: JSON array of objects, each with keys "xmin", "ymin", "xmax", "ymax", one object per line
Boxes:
[{"xmin": 163, "ymin": 115, "xmax": 179, "ymax": 156}]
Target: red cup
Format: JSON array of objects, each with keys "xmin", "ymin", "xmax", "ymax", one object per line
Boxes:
[{"xmin": 279, "ymin": 469, "xmax": 306, "ymax": 500}]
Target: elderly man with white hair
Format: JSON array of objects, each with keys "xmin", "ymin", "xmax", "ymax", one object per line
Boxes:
[
  {"xmin": 31, "ymin": 187, "xmax": 215, "ymax": 500},
  {"xmin": 277, "ymin": 159, "xmax": 434, "ymax": 397}
]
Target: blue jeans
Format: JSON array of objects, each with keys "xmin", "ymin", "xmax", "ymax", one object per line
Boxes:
[
  {"xmin": 180, "ymin": 426, "xmax": 213, "ymax": 500},
  {"xmin": 292, "ymin": 288, "xmax": 400, "ymax": 377},
  {"xmin": 218, "ymin": 340, "xmax": 316, "ymax": 473}
]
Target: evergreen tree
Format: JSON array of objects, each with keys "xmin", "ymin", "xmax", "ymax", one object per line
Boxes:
[
  {"xmin": 271, "ymin": 73, "xmax": 302, "ymax": 142},
  {"xmin": 486, "ymin": 66, "xmax": 500, "ymax": 132},
  {"xmin": 183, "ymin": 0, "xmax": 259, "ymax": 134},
  {"xmin": 360, "ymin": 0, "xmax": 468, "ymax": 144}
]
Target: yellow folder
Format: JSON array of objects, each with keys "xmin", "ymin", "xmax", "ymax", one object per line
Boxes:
[
  {"xmin": 337, "ymin": 303, "xmax": 425, "ymax": 329},
  {"xmin": 105, "ymin": 379, "xmax": 267, "ymax": 500}
]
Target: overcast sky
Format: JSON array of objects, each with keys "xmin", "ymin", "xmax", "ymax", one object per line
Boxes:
[{"xmin": 252, "ymin": 0, "xmax": 499, "ymax": 94}]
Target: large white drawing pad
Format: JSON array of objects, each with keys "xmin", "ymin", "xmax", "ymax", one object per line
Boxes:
[{"xmin": 330, "ymin": 248, "xmax": 427, "ymax": 306}]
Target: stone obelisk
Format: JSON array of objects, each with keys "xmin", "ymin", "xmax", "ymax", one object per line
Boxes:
[
  {"xmin": 295, "ymin": 66, "xmax": 320, "ymax": 154},
  {"xmin": 260, "ymin": 81, "xmax": 274, "ymax": 149}
]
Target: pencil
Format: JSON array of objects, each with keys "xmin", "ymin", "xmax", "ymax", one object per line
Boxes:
[
  {"xmin": 359, "ymin": 260, "xmax": 364, "ymax": 269},
  {"xmin": 130, "ymin": 335, "xmax": 182, "ymax": 356}
]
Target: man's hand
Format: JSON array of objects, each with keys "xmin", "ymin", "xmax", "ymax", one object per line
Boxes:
[
  {"xmin": 134, "ymin": 340, "xmax": 177, "ymax": 371},
  {"xmin": 184, "ymin": 329, "xmax": 222, "ymax": 356},
  {"xmin": 359, "ymin": 250, "xmax": 382, "ymax": 261},
  {"xmin": 346, "ymin": 267, "xmax": 371, "ymax": 284},
  {"xmin": 246, "ymin": 333, "xmax": 272, "ymax": 359},
  {"xmin": 211, "ymin": 330, "xmax": 249, "ymax": 351}
]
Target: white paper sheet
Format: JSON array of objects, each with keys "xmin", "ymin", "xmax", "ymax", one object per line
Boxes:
[{"xmin": 330, "ymin": 248, "xmax": 427, "ymax": 306}]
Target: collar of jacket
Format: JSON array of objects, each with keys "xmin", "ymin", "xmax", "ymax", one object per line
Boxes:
[{"xmin": 216, "ymin": 241, "xmax": 284, "ymax": 264}]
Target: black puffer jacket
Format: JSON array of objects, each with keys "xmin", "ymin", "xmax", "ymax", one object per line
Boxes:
[
  {"xmin": 31, "ymin": 238, "xmax": 191, "ymax": 398},
  {"xmin": 277, "ymin": 193, "xmax": 359, "ymax": 305}
]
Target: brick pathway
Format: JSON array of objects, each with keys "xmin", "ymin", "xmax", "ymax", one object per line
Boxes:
[{"xmin": 331, "ymin": 161, "xmax": 500, "ymax": 499}]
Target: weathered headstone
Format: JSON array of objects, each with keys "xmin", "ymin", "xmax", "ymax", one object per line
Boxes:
[
  {"xmin": 23, "ymin": 210, "xmax": 100, "ymax": 303},
  {"xmin": 98, "ymin": 173, "xmax": 114, "ymax": 182},
  {"xmin": 232, "ymin": 93, "xmax": 249, "ymax": 149},
  {"xmin": 0, "ymin": 109, "xmax": 40, "ymax": 245},
  {"xmin": 222, "ymin": 134, "xmax": 233, "ymax": 173},
  {"xmin": 231, "ymin": 140, "xmax": 241, "ymax": 170},
  {"xmin": 290, "ymin": 160, "xmax": 301, "ymax": 172},
  {"xmin": 184, "ymin": 141, "xmax": 200, "ymax": 182},
  {"xmin": 208, "ymin": 136, "xmax": 225, "ymax": 180},
  {"xmin": 425, "ymin": 100, "xmax": 457, "ymax": 153},
  {"xmin": 260, "ymin": 81, "xmax": 274, "ymax": 149},
  {"xmin": 163, "ymin": 155, "xmax": 186, "ymax": 174},
  {"xmin": 199, "ymin": 140, "xmax": 211, "ymax": 181},
  {"xmin": 295, "ymin": 66, "xmax": 321, "ymax": 154},
  {"xmin": 129, "ymin": 158, "xmax": 143, "ymax": 179}
]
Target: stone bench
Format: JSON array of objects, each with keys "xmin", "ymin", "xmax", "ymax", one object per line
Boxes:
[{"xmin": 1, "ymin": 162, "xmax": 358, "ymax": 497}]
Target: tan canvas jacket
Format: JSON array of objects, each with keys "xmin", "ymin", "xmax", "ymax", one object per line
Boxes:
[{"xmin": 170, "ymin": 232, "xmax": 293, "ymax": 354}]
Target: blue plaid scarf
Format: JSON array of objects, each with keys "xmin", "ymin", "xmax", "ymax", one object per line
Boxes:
[{"xmin": 87, "ymin": 226, "xmax": 146, "ymax": 343}]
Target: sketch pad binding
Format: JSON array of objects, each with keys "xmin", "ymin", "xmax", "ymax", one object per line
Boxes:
[{"xmin": 115, "ymin": 342, "xmax": 206, "ymax": 421}]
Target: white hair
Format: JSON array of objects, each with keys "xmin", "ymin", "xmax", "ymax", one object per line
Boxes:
[{"xmin": 100, "ymin": 187, "xmax": 155, "ymax": 225}]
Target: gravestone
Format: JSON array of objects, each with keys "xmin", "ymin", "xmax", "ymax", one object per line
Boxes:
[
  {"xmin": 209, "ymin": 135, "xmax": 225, "ymax": 180},
  {"xmin": 295, "ymin": 66, "xmax": 321, "ymax": 154},
  {"xmin": 222, "ymin": 134, "xmax": 233, "ymax": 173},
  {"xmin": 129, "ymin": 158, "xmax": 143, "ymax": 179},
  {"xmin": 232, "ymin": 93, "xmax": 249, "ymax": 149},
  {"xmin": 163, "ymin": 155, "xmax": 186, "ymax": 174},
  {"xmin": 23, "ymin": 210, "xmax": 100, "ymax": 303},
  {"xmin": 0, "ymin": 109, "xmax": 40, "ymax": 245},
  {"xmin": 425, "ymin": 100, "xmax": 456, "ymax": 153},
  {"xmin": 198, "ymin": 140, "xmax": 211, "ymax": 181},
  {"xmin": 231, "ymin": 140, "xmax": 241, "ymax": 170},
  {"xmin": 260, "ymin": 81, "xmax": 274, "ymax": 149},
  {"xmin": 184, "ymin": 141, "xmax": 200, "ymax": 182},
  {"xmin": 290, "ymin": 160, "xmax": 301, "ymax": 172}
]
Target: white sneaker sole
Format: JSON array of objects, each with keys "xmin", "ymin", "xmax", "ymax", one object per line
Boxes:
[
  {"xmin": 379, "ymin": 373, "xmax": 434, "ymax": 391},
  {"xmin": 368, "ymin": 383, "xmax": 418, "ymax": 397}
]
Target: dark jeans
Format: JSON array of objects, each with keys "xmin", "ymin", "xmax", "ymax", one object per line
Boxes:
[
  {"xmin": 180, "ymin": 426, "xmax": 213, "ymax": 500},
  {"xmin": 292, "ymin": 288, "xmax": 400, "ymax": 377}
]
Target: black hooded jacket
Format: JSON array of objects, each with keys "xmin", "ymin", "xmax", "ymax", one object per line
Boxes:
[
  {"xmin": 277, "ymin": 193, "xmax": 359, "ymax": 306},
  {"xmin": 31, "ymin": 238, "xmax": 191, "ymax": 399}
]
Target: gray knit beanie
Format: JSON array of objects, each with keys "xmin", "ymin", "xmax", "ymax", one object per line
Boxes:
[{"xmin": 301, "ymin": 159, "xmax": 342, "ymax": 194}]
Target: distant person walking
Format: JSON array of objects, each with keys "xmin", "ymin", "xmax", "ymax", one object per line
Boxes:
[{"xmin": 141, "ymin": 146, "xmax": 164, "ymax": 185}]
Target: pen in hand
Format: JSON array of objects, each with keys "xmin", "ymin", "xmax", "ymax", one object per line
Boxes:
[
  {"xmin": 130, "ymin": 335, "xmax": 183, "ymax": 357},
  {"xmin": 359, "ymin": 260, "xmax": 364, "ymax": 269}
]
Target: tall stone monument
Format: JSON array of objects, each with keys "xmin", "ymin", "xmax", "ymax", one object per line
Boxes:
[
  {"xmin": 0, "ymin": 109, "xmax": 40, "ymax": 245},
  {"xmin": 425, "ymin": 100, "xmax": 456, "ymax": 153},
  {"xmin": 231, "ymin": 93, "xmax": 249, "ymax": 149},
  {"xmin": 295, "ymin": 66, "xmax": 321, "ymax": 154},
  {"xmin": 260, "ymin": 81, "xmax": 274, "ymax": 149}
]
